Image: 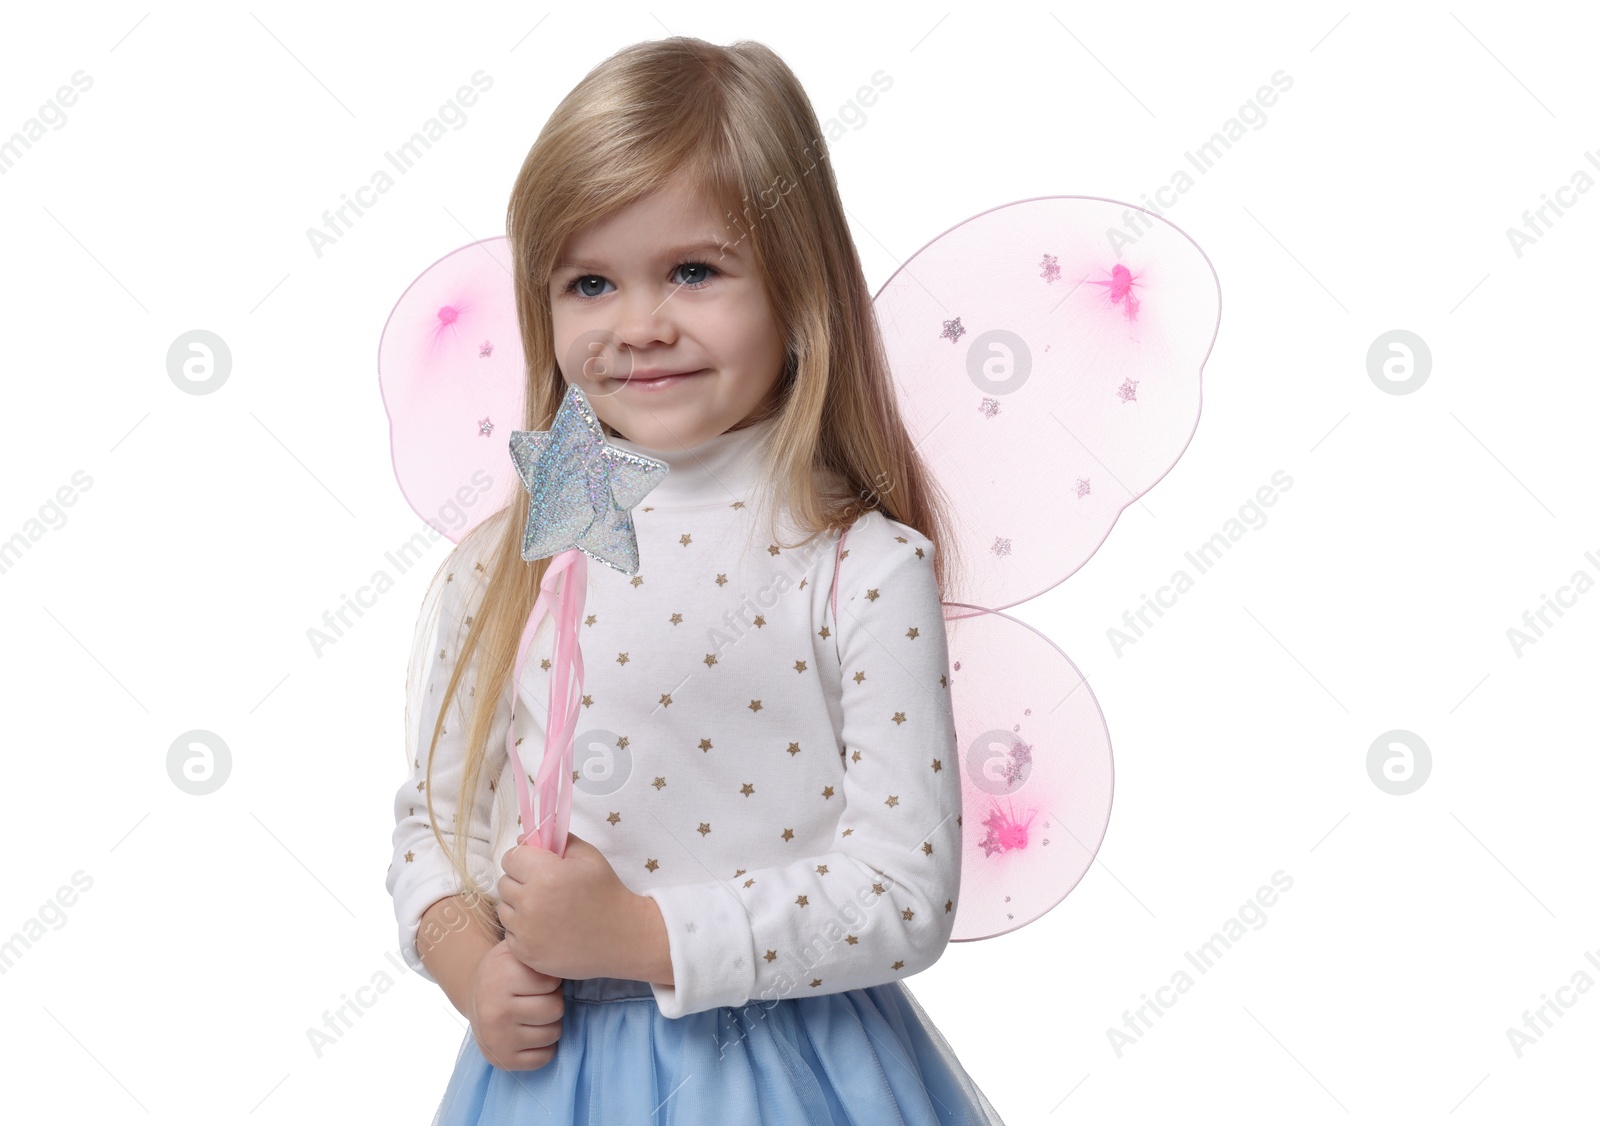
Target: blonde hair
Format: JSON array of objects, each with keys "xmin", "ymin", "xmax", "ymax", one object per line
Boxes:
[{"xmin": 421, "ymin": 36, "xmax": 966, "ymax": 942}]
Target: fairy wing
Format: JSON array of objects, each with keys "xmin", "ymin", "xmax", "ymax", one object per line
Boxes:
[
  {"xmin": 378, "ymin": 196, "xmax": 1220, "ymax": 943},
  {"xmin": 872, "ymin": 197, "xmax": 1219, "ymax": 940},
  {"xmin": 378, "ymin": 237, "xmax": 525, "ymax": 542}
]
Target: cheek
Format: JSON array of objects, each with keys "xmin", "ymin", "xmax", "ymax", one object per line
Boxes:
[
  {"xmin": 548, "ymin": 312, "xmax": 581, "ymax": 376},
  {"xmin": 725, "ymin": 296, "xmax": 783, "ymax": 362}
]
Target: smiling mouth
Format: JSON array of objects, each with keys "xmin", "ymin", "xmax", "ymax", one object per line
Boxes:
[{"xmin": 617, "ymin": 369, "xmax": 706, "ymax": 390}]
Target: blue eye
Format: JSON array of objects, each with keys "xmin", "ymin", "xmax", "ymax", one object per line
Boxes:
[
  {"xmin": 569, "ymin": 275, "xmax": 610, "ymax": 299},
  {"xmin": 561, "ymin": 262, "xmax": 719, "ymax": 301},
  {"xmin": 673, "ymin": 261, "xmax": 717, "ymax": 288}
]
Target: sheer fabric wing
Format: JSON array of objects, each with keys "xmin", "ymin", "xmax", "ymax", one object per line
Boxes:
[
  {"xmin": 875, "ymin": 195, "xmax": 1219, "ymax": 612},
  {"xmin": 872, "ymin": 197, "xmax": 1220, "ymax": 939},
  {"xmin": 378, "ymin": 237, "xmax": 525, "ymax": 544}
]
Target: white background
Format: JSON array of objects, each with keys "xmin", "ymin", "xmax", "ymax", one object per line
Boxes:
[{"xmin": 1, "ymin": 2, "xmax": 1595, "ymax": 1123}]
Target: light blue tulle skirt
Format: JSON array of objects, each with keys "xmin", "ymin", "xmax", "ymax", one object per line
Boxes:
[{"xmin": 434, "ymin": 974, "xmax": 1006, "ymax": 1125}]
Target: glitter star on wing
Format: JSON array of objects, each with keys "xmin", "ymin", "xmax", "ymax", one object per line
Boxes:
[{"xmin": 508, "ymin": 383, "xmax": 670, "ymax": 575}]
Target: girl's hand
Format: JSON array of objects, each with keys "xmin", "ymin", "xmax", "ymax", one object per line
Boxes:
[
  {"xmin": 468, "ymin": 938, "xmax": 564, "ymax": 1072},
  {"xmin": 497, "ymin": 832, "xmax": 640, "ymax": 981}
]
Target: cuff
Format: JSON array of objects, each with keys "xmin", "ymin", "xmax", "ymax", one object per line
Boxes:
[
  {"xmin": 643, "ymin": 881, "xmax": 758, "ymax": 1019},
  {"xmin": 389, "ymin": 867, "xmax": 472, "ymax": 986}
]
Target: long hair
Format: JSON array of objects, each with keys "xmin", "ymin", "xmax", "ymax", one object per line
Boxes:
[{"xmin": 421, "ymin": 36, "xmax": 966, "ymax": 941}]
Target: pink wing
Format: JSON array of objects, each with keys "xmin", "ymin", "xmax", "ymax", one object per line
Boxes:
[
  {"xmin": 377, "ymin": 237, "xmax": 525, "ymax": 542},
  {"xmin": 872, "ymin": 197, "xmax": 1219, "ymax": 940}
]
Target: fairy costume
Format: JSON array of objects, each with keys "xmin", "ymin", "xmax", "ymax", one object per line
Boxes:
[{"xmin": 382, "ymin": 196, "xmax": 1220, "ymax": 1123}]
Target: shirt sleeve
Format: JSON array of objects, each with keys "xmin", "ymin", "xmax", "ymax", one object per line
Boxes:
[
  {"xmin": 384, "ymin": 537, "xmax": 511, "ymax": 984},
  {"xmin": 643, "ymin": 517, "xmax": 962, "ymax": 1018}
]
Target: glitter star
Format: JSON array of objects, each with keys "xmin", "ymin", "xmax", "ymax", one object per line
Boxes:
[
  {"xmin": 940, "ymin": 316, "xmax": 967, "ymax": 343},
  {"xmin": 478, "ymin": 417, "xmax": 494, "ymax": 437},
  {"xmin": 508, "ymin": 383, "xmax": 669, "ymax": 575},
  {"xmin": 1039, "ymin": 253, "xmax": 1061, "ymax": 284}
]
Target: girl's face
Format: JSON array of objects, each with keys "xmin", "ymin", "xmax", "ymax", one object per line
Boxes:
[{"xmin": 549, "ymin": 178, "xmax": 787, "ymax": 452}]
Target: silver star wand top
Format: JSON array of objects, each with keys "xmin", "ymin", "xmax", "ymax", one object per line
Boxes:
[{"xmin": 508, "ymin": 382, "xmax": 670, "ymax": 573}]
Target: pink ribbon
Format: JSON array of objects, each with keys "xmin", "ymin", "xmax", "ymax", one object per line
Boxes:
[{"xmin": 506, "ymin": 547, "xmax": 588, "ymax": 857}]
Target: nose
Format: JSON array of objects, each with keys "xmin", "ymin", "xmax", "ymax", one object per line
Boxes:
[{"xmin": 610, "ymin": 282, "xmax": 678, "ymax": 357}]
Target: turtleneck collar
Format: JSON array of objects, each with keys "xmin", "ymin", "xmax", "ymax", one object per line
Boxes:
[{"xmin": 607, "ymin": 414, "xmax": 781, "ymax": 511}]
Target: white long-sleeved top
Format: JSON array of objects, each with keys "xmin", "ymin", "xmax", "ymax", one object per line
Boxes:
[{"xmin": 385, "ymin": 414, "xmax": 963, "ymax": 1018}]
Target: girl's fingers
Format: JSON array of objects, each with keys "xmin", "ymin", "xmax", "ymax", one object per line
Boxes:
[{"xmin": 506, "ymin": 994, "xmax": 564, "ymax": 1024}]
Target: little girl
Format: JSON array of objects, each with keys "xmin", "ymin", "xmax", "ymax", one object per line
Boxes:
[{"xmin": 387, "ymin": 36, "xmax": 1006, "ymax": 1125}]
